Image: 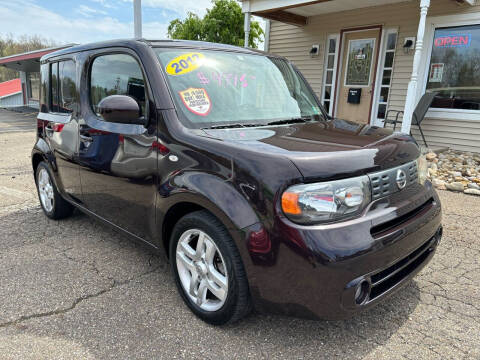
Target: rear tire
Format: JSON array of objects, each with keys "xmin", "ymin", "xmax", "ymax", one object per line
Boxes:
[
  {"xmin": 35, "ymin": 161, "xmax": 74, "ymax": 220},
  {"xmin": 169, "ymin": 210, "xmax": 251, "ymax": 325}
]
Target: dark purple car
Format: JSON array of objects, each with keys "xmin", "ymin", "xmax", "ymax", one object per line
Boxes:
[{"xmin": 32, "ymin": 39, "xmax": 442, "ymax": 325}]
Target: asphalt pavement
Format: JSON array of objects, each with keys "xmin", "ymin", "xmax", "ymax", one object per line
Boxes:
[{"xmin": 0, "ymin": 108, "xmax": 478, "ymax": 359}]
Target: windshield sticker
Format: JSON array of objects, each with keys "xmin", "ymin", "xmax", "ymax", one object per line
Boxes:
[
  {"xmin": 166, "ymin": 53, "xmax": 205, "ymax": 76},
  {"xmin": 197, "ymin": 71, "xmax": 255, "ymax": 88},
  {"xmin": 178, "ymin": 88, "xmax": 211, "ymax": 116}
]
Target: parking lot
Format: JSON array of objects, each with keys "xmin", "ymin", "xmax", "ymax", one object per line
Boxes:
[{"xmin": 0, "ymin": 108, "xmax": 479, "ymax": 359}]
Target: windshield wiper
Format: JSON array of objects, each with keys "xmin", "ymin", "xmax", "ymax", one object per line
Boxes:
[
  {"xmin": 266, "ymin": 116, "xmax": 319, "ymax": 126},
  {"xmin": 202, "ymin": 123, "xmax": 259, "ymax": 130}
]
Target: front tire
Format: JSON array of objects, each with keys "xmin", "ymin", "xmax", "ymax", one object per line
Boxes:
[
  {"xmin": 169, "ymin": 210, "xmax": 251, "ymax": 325},
  {"xmin": 35, "ymin": 161, "xmax": 74, "ymax": 220}
]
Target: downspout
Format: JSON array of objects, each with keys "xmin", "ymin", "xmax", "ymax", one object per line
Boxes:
[{"xmin": 401, "ymin": 0, "xmax": 430, "ymax": 134}]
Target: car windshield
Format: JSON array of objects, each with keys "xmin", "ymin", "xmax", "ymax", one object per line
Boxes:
[{"xmin": 154, "ymin": 48, "xmax": 325, "ymax": 129}]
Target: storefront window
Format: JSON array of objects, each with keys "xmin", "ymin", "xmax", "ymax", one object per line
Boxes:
[{"xmin": 427, "ymin": 24, "xmax": 480, "ymax": 110}]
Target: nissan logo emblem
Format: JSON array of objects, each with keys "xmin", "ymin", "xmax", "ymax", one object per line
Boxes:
[{"xmin": 396, "ymin": 169, "xmax": 407, "ymax": 190}]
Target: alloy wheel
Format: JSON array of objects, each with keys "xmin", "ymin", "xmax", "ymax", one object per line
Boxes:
[
  {"xmin": 176, "ymin": 229, "xmax": 228, "ymax": 312},
  {"xmin": 38, "ymin": 168, "xmax": 54, "ymax": 213}
]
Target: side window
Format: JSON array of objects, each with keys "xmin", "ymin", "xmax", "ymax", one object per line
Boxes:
[
  {"xmin": 59, "ymin": 61, "xmax": 77, "ymax": 113},
  {"xmin": 40, "ymin": 64, "xmax": 48, "ymax": 112},
  {"xmin": 90, "ymin": 54, "xmax": 147, "ymax": 117},
  {"xmin": 51, "ymin": 63, "xmax": 59, "ymax": 113},
  {"xmin": 49, "ymin": 60, "xmax": 77, "ymax": 114}
]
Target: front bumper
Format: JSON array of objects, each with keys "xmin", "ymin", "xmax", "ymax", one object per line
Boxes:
[{"xmin": 243, "ymin": 181, "xmax": 442, "ymax": 320}]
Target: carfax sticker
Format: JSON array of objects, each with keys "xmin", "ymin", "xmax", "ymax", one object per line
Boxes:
[
  {"xmin": 178, "ymin": 87, "xmax": 211, "ymax": 116},
  {"xmin": 166, "ymin": 52, "xmax": 205, "ymax": 76}
]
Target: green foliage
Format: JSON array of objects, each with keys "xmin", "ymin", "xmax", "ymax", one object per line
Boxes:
[
  {"xmin": 167, "ymin": 0, "xmax": 264, "ymax": 48},
  {"xmin": 0, "ymin": 34, "xmax": 56, "ymax": 82}
]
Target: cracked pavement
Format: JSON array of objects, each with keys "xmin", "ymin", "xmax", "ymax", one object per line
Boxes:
[{"xmin": 0, "ymin": 109, "xmax": 479, "ymax": 359}]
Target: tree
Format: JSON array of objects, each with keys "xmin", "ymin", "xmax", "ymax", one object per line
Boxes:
[{"xmin": 167, "ymin": 0, "xmax": 264, "ymax": 49}]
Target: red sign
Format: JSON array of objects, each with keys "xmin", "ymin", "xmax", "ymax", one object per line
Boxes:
[{"xmin": 434, "ymin": 34, "xmax": 471, "ymax": 48}]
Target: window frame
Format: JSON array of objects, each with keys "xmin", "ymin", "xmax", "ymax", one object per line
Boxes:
[
  {"xmin": 419, "ymin": 13, "xmax": 480, "ymax": 121},
  {"xmin": 88, "ymin": 50, "xmax": 150, "ymax": 122},
  {"xmin": 321, "ymin": 33, "xmax": 340, "ymax": 116},
  {"xmin": 371, "ymin": 27, "xmax": 398, "ymax": 126}
]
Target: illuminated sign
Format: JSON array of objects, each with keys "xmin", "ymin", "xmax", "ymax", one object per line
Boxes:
[{"xmin": 434, "ymin": 34, "xmax": 471, "ymax": 48}]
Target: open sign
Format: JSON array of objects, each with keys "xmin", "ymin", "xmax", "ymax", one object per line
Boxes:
[{"xmin": 434, "ymin": 34, "xmax": 471, "ymax": 48}]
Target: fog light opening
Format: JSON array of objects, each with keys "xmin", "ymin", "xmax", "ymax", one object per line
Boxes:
[{"xmin": 354, "ymin": 280, "xmax": 370, "ymax": 305}]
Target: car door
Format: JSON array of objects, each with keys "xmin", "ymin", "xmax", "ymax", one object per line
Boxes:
[
  {"xmin": 38, "ymin": 59, "xmax": 82, "ymax": 202},
  {"xmin": 77, "ymin": 50, "xmax": 157, "ymax": 242}
]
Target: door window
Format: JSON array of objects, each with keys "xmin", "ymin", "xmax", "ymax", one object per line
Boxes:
[
  {"xmin": 344, "ymin": 38, "xmax": 375, "ymax": 87},
  {"xmin": 89, "ymin": 54, "xmax": 147, "ymax": 117}
]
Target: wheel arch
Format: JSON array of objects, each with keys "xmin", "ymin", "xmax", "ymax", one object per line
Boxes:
[
  {"xmin": 161, "ymin": 201, "xmax": 205, "ymax": 257},
  {"xmin": 159, "ymin": 190, "xmax": 259, "ymax": 259},
  {"xmin": 31, "ymin": 138, "xmax": 53, "ymax": 175},
  {"xmin": 31, "ymin": 150, "xmax": 50, "ymax": 185}
]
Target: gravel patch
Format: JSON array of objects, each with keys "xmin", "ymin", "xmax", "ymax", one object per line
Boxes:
[{"xmin": 426, "ymin": 149, "xmax": 480, "ymax": 196}]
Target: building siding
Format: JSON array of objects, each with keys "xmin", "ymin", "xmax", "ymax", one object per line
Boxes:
[
  {"xmin": 267, "ymin": 0, "xmax": 480, "ymax": 153},
  {"xmin": 0, "ymin": 93, "xmax": 23, "ymax": 107}
]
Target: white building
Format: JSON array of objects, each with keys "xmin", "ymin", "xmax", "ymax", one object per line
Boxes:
[{"xmin": 242, "ymin": 0, "xmax": 480, "ymax": 153}]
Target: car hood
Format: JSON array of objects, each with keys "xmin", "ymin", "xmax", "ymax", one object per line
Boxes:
[{"xmin": 200, "ymin": 119, "xmax": 420, "ymax": 181}]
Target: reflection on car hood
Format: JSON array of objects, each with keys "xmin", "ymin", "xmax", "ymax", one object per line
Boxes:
[{"xmin": 200, "ymin": 119, "xmax": 420, "ymax": 180}]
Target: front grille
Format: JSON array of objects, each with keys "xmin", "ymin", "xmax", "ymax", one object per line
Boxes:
[
  {"xmin": 369, "ymin": 235, "xmax": 437, "ymax": 300},
  {"xmin": 369, "ymin": 161, "xmax": 418, "ymax": 200}
]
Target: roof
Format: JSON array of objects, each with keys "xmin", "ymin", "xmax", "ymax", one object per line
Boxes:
[
  {"xmin": 0, "ymin": 44, "xmax": 75, "ymax": 72},
  {"xmin": 0, "ymin": 79, "xmax": 22, "ymax": 98},
  {"xmin": 41, "ymin": 39, "xmax": 269, "ymax": 61}
]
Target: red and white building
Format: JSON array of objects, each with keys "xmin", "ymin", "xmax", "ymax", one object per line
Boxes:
[
  {"xmin": 0, "ymin": 78, "xmax": 22, "ymax": 107},
  {"xmin": 0, "ymin": 45, "xmax": 74, "ymax": 109}
]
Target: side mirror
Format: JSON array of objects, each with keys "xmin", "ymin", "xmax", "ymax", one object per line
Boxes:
[{"xmin": 97, "ymin": 95, "xmax": 145, "ymax": 125}]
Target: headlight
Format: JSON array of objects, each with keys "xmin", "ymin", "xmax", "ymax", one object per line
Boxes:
[
  {"xmin": 416, "ymin": 155, "xmax": 428, "ymax": 185},
  {"xmin": 281, "ymin": 175, "xmax": 371, "ymax": 224}
]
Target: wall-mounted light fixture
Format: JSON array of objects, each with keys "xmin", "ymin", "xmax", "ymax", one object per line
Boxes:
[
  {"xmin": 310, "ymin": 44, "xmax": 320, "ymax": 58},
  {"xmin": 403, "ymin": 37, "xmax": 416, "ymax": 54}
]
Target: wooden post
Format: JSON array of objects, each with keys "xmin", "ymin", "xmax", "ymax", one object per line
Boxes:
[{"xmin": 401, "ymin": 0, "xmax": 430, "ymax": 134}]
